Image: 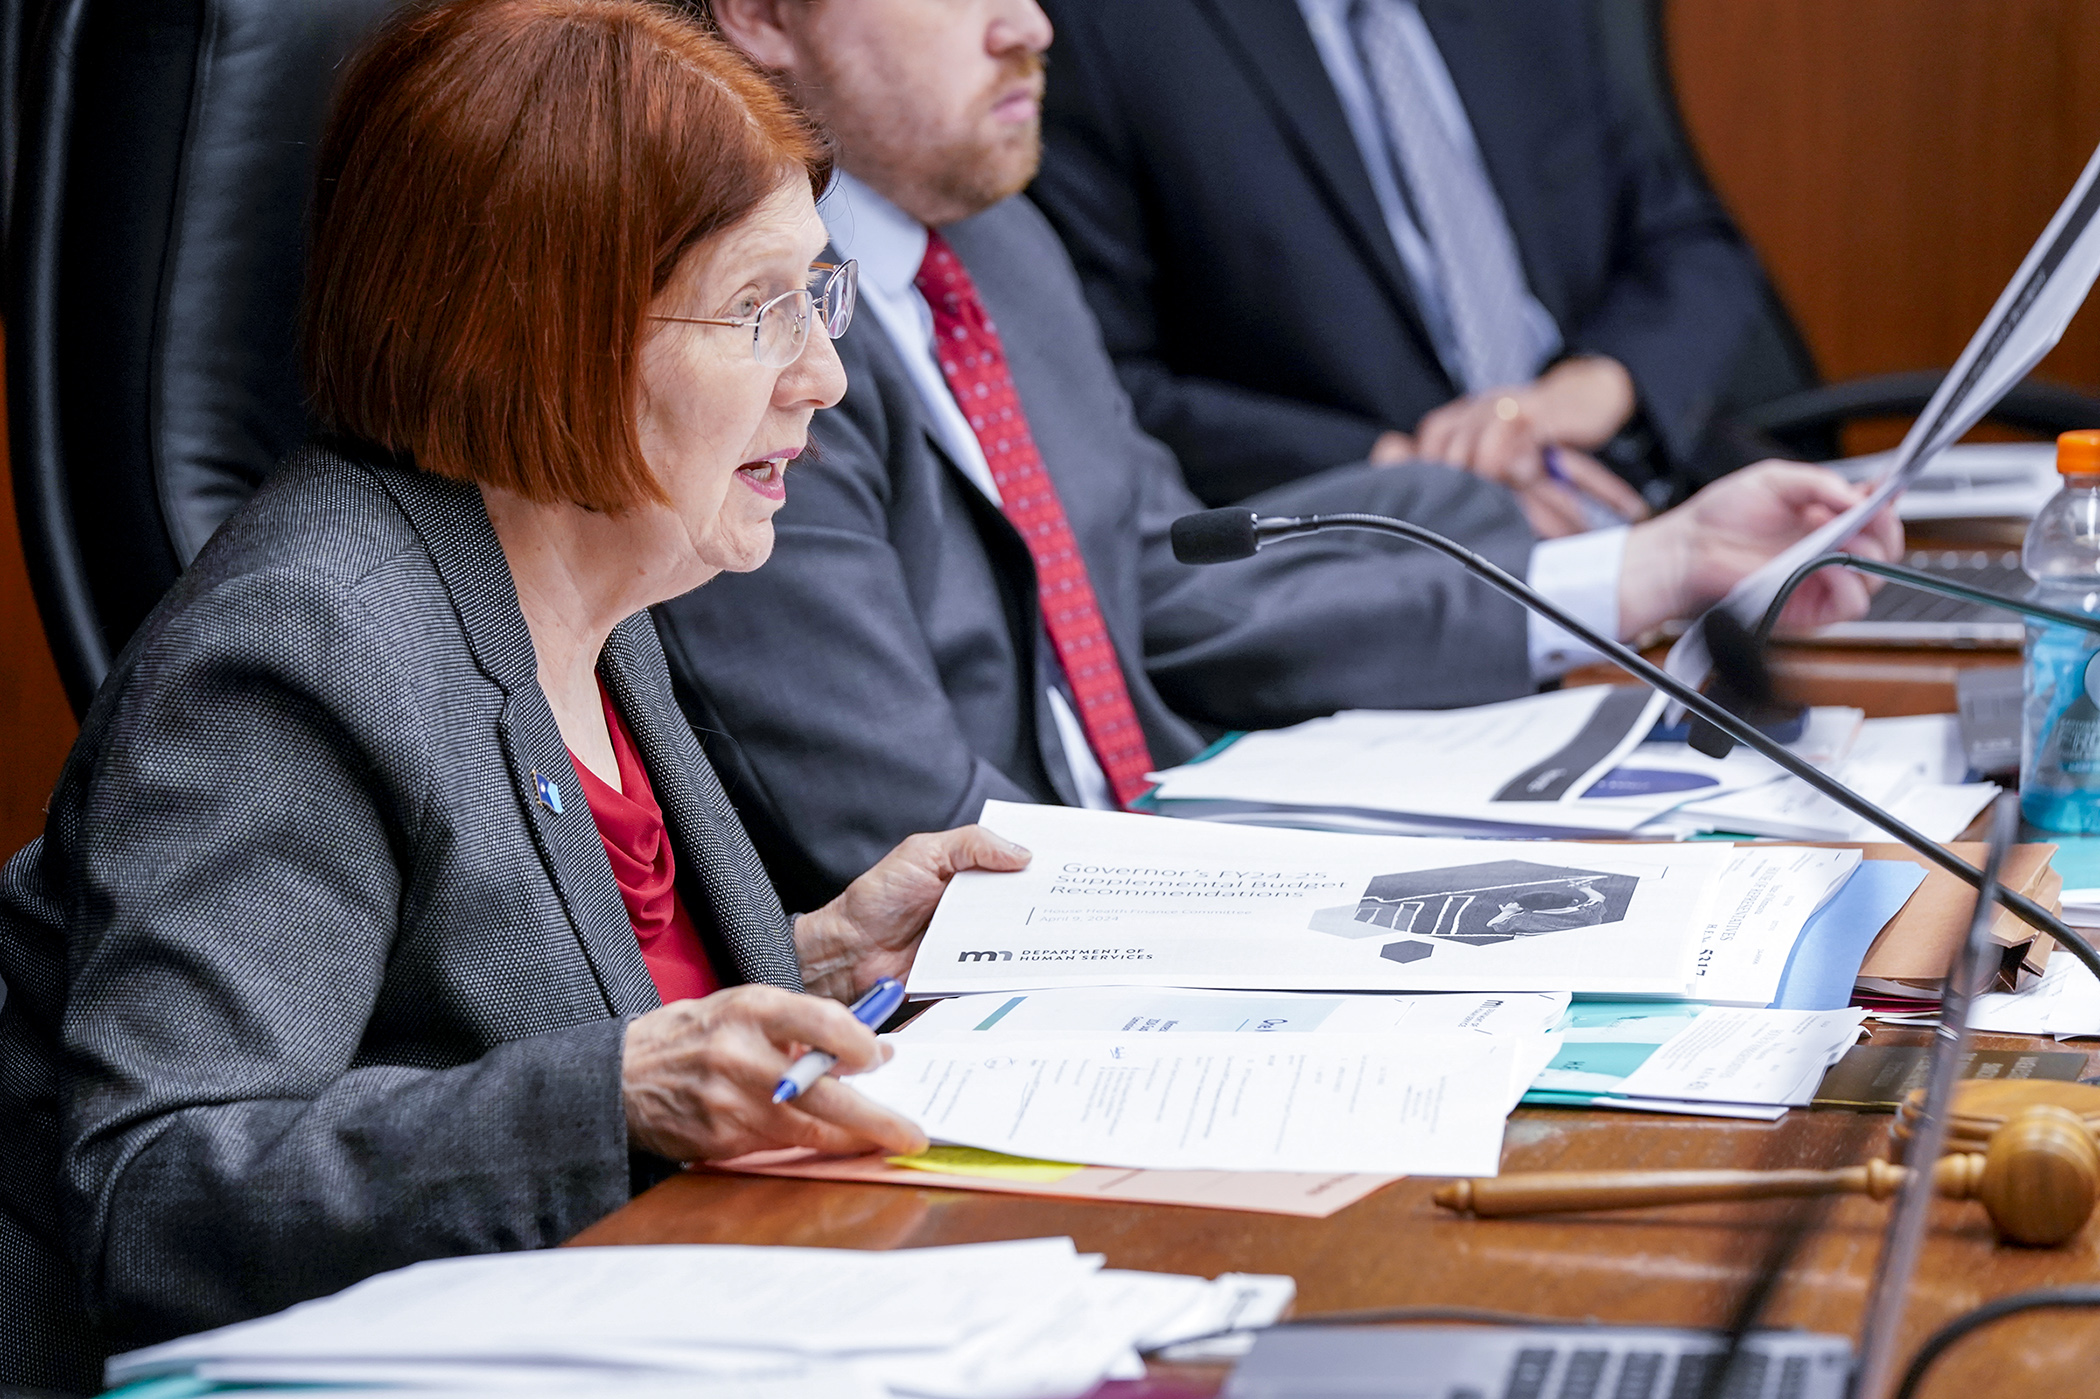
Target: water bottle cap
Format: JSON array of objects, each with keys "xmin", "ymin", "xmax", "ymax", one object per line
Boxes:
[{"xmin": 2058, "ymin": 429, "xmax": 2100, "ymax": 476}]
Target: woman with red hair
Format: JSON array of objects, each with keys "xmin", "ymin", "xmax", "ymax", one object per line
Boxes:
[{"xmin": 0, "ymin": 2, "xmax": 1026, "ymax": 1384}]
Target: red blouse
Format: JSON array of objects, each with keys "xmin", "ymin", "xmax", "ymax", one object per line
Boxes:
[{"xmin": 568, "ymin": 682, "xmax": 722, "ymax": 1004}]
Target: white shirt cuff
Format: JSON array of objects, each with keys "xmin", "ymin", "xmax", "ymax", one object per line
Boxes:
[{"xmin": 1526, "ymin": 526, "xmax": 1628, "ymax": 680}]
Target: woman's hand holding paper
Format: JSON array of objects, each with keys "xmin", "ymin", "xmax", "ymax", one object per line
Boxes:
[{"xmin": 794, "ymin": 825, "xmax": 1032, "ymax": 1001}]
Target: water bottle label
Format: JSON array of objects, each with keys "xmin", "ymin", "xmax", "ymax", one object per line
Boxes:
[{"xmin": 2059, "ymin": 713, "xmax": 2100, "ymax": 772}]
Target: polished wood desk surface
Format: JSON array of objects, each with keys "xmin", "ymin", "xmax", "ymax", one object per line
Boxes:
[
  {"xmin": 576, "ymin": 641, "xmax": 2100, "ymax": 1398},
  {"xmin": 576, "ymin": 1032, "xmax": 2100, "ymax": 1397}
]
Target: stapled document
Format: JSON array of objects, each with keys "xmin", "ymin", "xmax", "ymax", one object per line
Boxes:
[{"xmin": 913, "ymin": 802, "xmax": 1730, "ymax": 997}]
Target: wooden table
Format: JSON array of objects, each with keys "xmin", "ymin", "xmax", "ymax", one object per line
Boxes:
[
  {"xmin": 1567, "ymin": 642, "xmax": 2018, "ymax": 722},
  {"xmin": 575, "ymin": 642, "xmax": 2100, "ymax": 1398},
  {"xmin": 576, "ymin": 1035, "xmax": 2100, "ymax": 1398}
]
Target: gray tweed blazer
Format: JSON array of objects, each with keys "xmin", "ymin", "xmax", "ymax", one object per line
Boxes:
[{"xmin": 0, "ymin": 443, "xmax": 802, "ymax": 1384}]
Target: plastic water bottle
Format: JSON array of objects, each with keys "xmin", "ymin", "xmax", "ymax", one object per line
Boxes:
[{"xmin": 2021, "ymin": 430, "xmax": 2100, "ymax": 831}]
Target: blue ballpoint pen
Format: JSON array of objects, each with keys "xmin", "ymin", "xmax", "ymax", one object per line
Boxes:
[
  {"xmin": 772, "ymin": 977, "xmax": 908, "ymax": 1103},
  {"xmin": 1544, "ymin": 444, "xmax": 1634, "ymax": 529}
]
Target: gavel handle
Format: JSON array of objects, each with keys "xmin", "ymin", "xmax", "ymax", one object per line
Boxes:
[{"xmin": 1435, "ymin": 1160, "xmax": 1925, "ymax": 1217}]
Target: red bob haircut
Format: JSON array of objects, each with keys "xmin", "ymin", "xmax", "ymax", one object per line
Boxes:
[{"xmin": 304, "ymin": 0, "xmax": 830, "ymax": 512}]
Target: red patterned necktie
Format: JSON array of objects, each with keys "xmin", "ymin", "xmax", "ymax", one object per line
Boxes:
[{"xmin": 915, "ymin": 230, "xmax": 1156, "ymax": 808}]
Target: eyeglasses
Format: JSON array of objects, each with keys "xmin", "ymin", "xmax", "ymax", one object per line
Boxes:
[{"xmin": 650, "ymin": 260, "xmax": 858, "ymax": 368}]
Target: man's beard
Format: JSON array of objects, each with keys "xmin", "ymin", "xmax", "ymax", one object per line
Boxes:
[
  {"xmin": 913, "ymin": 116, "xmax": 1042, "ymax": 221},
  {"xmin": 805, "ymin": 50, "xmax": 1045, "ymax": 225}
]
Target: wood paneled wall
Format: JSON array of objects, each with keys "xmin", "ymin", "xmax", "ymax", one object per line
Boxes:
[{"xmin": 1670, "ymin": 0, "xmax": 2100, "ymax": 445}]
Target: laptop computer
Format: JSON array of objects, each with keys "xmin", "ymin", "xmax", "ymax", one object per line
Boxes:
[
  {"xmin": 1221, "ymin": 799, "xmax": 2020, "ymax": 1399},
  {"xmin": 1222, "ymin": 1324, "xmax": 1848, "ymax": 1399},
  {"xmin": 1801, "ymin": 548, "xmax": 2026, "ymax": 648}
]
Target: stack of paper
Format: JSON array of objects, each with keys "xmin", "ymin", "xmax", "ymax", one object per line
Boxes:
[
  {"xmin": 1145, "ymin": 687, "xmax": 1685, "ymax": 838},
  {"xmin": 1969, "ymin": 953, "xmax": 2100, "ymax": 1038},
  {"xmin": 1146, "ymin": 698, "xmax": 1996, "ymax": 845},
  {"xmin": 107, "ymin": 1240, "xmax": 1291, "ymax": 1399},
  {"xmin": 1574, "ymin": 706, "xmax": 1861, "ymax": 827},
  {"xmin": 1525, "ymin": 1003, "xmax": 1869, "ymax": 1120},
  {"xmin": 1642, "ymin": 715, "xmax": 1998, "ymax": 842},
  {"xmin": 715, "ymin": 1145, "xmax": 1402, "ymax": 1218},
  {"xmin": 2062, "ymin": 888, "xmax": 2100, "ymax": 929}
]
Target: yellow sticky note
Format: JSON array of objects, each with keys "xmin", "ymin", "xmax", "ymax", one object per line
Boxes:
[{"xmin": 886, "ymin": 1145, "xmax": 1085, "ymax": 1183}]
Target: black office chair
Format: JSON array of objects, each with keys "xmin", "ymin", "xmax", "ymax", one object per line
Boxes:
[
  {"xmin": 0, "ymin": 1, "xmax": 57, "ymax": 254},
  {"xmin": 1594, "ymin": 0, "xmax": 2100, "ymax": 479},
  {"xmin": 8, "ymin": 0, "xmax": 404, "ymax": 717}
]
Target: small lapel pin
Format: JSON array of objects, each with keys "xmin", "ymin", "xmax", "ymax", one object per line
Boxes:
[{"xmin": 532, "ymin": 770, "xmax": 564, "ymax": 815}]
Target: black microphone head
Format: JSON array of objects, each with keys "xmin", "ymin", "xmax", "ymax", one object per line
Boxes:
[
  {"xmin": 1688, "ymin": 608, "xmax": 1801, "ymax": 759},
  {"xmin": 1701, "ymin": 607, "xmax": 1780, "ymax": 710},
  {"xmin": 1171, "ymin": 509, "xmax": 1262, "ymax": 565}
]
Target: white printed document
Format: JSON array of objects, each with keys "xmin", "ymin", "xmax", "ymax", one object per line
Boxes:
[
  {"xmin": 912, "ymin": 803, "xmax": 1730, "ymax": 998},
  {"xmin": 900, "ymin": 987, "xmax": 1571, "ymax": 1040},
  {"xmin": 897, "ymin": 988, "xmax": 1564, "ymax": 1116},
  {"xmin": 110, "ymin": 1238, "xmax": 1284, "ymax": 1399},
  {"xmin": 1650, "ymin": 716, "xmax": 1995, "ymax": 843},
  {"xmin": 1612, "ymin": 1007, "xmax": 1868, "ymax": 1108},
  {"xmin": 852, "ymin": 1032, "xmax": 1518, "ymax": 1176},
  {"xmin": 1689, "ymin": 848, "xmax": 1860, "ymax": 1006},
  {"xmin": 1145, "ymin": 687, "xmax": 1664, "ymax": 834},
  {"xmin": 1576, "ymin": 707, "xmax": 1862, "ymax": 827},
  {"xmin": 1970, "ymin": 953, "xmax": 2100, "ymax": 1038}
]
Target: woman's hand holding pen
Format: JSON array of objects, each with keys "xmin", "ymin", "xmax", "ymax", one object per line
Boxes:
[
  {"xmin": 621, "ymin": 985, "xmax": 927, "ymax": 1163},
  {"xmin": 621, "ymin": 826, "xmax": 1029, "ymax": 1165}
]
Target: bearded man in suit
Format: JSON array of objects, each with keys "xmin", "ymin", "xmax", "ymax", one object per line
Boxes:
[{"xmin": 656, "ymin": 0, "xmax": 1895, "ymax": 910}]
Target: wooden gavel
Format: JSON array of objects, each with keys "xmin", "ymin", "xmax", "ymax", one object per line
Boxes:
[{"xmin": 1434, "ymin": 1104, "xmax": 2100, "ymax": 1247}]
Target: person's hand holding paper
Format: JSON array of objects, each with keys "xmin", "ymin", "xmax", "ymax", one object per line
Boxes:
[
  {"xmin": 1618, "ymin": 464, "xmax": 1903, "ymax": 639},
  {"xmin": 794, "ymin": 824, "xmax": 1034, "ymax": 999},
  {"xmin": 1666, "ymin": 138, "xmax": 2100, "ymax": 687}
]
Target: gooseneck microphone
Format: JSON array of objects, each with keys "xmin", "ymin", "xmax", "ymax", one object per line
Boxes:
[{"xmin": 1169, "ymin": 507, "xmax": 2100, "ymax": 981}]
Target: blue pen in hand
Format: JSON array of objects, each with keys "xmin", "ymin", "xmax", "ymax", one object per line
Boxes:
[
  {"xmin": 772, "ymin": 977, "xmax": 908, "ymax": 1104},
  {"xmin": 1544, "ymin": 445, "xmax": 1634, "ymax": 529}
]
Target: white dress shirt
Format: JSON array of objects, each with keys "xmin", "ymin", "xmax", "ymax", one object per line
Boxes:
[{"xmin": 817, "ymin": 174, "xmax": 1622, "ymax": 806}]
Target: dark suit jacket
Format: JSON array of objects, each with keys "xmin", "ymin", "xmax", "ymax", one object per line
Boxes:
[
  {"xmin": 0, "ymin": 443, "xmax": 802, "ymax": 1389},
  {"xmin": 655, "ymin": 194, "xmax": 1536, "ymax": 913},
  {"xmin": 1032, "ymin": 0, "xmax": 1765, "ymax": 504}
]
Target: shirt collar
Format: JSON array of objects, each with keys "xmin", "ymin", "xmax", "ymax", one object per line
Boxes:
[{"xmin": 819, "ymin": 171, "xmax": 929, "ymax": 304}]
